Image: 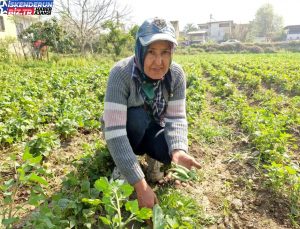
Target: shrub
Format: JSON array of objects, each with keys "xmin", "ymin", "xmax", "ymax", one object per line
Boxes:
[
  {"xmin": 246, "ymin": 45, "xmax": 264, "ymax": 53},
  {"xmin": 0, "ymin": 46, "xmax": 9, "ymax": 62},
  {"xmin": 0, "ymin": 38, "xmax": 14, "ymax": 62},
  {"xmin": 264, "ymin": 47, "xmax": 277, "ymax": 53}
]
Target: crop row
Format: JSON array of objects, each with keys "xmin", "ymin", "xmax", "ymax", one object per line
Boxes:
[
  {"xmin": 198, "ymin": 56, "xmax": 300, "ymax": 222},
  {"xmin": 0, "ymin": 62, "xmax": 111, "ymax": 147}
]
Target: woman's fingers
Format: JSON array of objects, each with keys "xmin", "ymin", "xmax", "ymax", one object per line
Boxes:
[{"xmin": 192, "ymin": 159, "xmax": 201, "ymax": 169}]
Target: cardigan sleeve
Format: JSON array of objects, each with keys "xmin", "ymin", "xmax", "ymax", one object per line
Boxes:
[{"xmin": 164, "ymin": 63, "xmax": 188, "ymax": 155}]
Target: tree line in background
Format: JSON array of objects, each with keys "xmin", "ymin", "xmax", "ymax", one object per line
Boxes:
[
  {"xmin": 3, "ymin": 1, "xmax": 298, "ymax": 58},
  {"xmin": 17, "ymin": 0, "xmax": 137, "ymax": 57},
  {"xmin": 183, "ymin": 3, "xmax": 286, "ymax": 42},
  {"xmin": 19, "ymin": 17, "xmax": 138, "ymax": 57}
]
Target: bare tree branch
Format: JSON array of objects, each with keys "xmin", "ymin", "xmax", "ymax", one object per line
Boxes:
[{"xmin": 54, "ymin": 0, "xmax": 131, "ymax": 53}]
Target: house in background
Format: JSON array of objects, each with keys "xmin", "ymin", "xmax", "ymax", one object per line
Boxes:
[
  {"xmin": 0, "ymin": 15, "xmax": 18, "ymax": 39},
  {"xmin": 186, "ymin": 30, "xmax": 207, "ymax": 45},
  {"xmin": 198, "ymin": 20, "xmax": 234, "ymax": 42},
  {"xmin": 284, "ymin": 25, "xmax": 300, "ymax": 41},
  {"xmin": 182, "ymin": 20, "xmax": 235, "ymax": 45},
  {"xmin": 0, "ymin": 14, "xmax": 38, "ymax": 39},
  {"xmin": 0, "ymin": 15, "xmax": 39, "ymax": 57}
]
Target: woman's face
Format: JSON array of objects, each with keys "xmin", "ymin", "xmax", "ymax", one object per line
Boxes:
[{"xmin": 143, "ymin": 40, "xmax": 172, "ymax": 80}]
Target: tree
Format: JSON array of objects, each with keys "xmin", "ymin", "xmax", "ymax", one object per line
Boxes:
[
  {"xmin": 55, "ymin": 0, "xmax": 130, "ymax": 53},
  {"xmin": 19, "ymin": 18, "xmax": 61, "ymax": 49},
  {"xmin": 19, "ymin": 18, "xmax": 75, "ymax": 53},
  {"xmin": 128, "ymin": 24, "xmax": 139, "ymax": 39},
  {"xmin": 251, "ymin": 3, "xmax": 283, "ymax": 41},
  {"xmin": 232, "ymin": 24, "xmax": 250, "ymax": 42},
  {"xmin": 183, "ymin": 23, "xmax": 198, "ymax": 34},
  {"xmin": 101, "ymin": 20, "xmax": 133, "ymax": 57}
]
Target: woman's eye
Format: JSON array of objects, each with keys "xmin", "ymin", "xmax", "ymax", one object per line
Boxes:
[
  {"xmin": 162, "ymin": 50, "xmax": 171, "ymax": 56},
  {"xmin": 147, "ymin": 50, "xmax": 155, "ymax": 55}
]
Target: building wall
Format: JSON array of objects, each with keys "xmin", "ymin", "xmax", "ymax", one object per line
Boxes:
[
  {"xmin": 287, "ymin": 34, "xmax": 300, "ymax": 40},
  {"xmin": 286, "ymin": 26, "xmax": 300, "ymax": 40},
  {"xmin": 0, "ymin": 15, "xmax": 39, "ymax": 40},
  {"xmin": 198, "ymin": 21, "xmax": 233, "ymax": 42},
  {"xmin": 188, "ymin": 33, "xmax": 206, "ymax": 42},
  {"xmin": 0, "ymin": 15, "xmax": 39, "ymax": 57},
  {"xmin": 209, "ymin": 22, "xmax": 232, "ymax": 42},
  {"xmin": 0, "ymin": 15, "xmax": 17, "ymax": 39},
  {"xmin": 170, "ymin": 20, "xmax": 179, "ymax": 40}
]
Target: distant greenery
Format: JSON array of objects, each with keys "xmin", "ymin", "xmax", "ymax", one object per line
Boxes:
[
  {"xmin": 18, "ymin": 18, "xmax": 137, "ymax": 56},
  {"xmin": 176, "ymin": 40, "xmax": 300, "ymax": 54}
]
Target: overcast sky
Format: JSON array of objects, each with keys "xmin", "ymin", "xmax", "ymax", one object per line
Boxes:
[{"xmin": 119, "ymin": 0, "xmax": 299, "ymax": 30}]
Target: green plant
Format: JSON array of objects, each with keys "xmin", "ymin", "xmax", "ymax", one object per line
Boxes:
[
  {"xmin": 83, "ymin": 177, "xmax": 152, "ymax": 228},
  {"xmin": 155, "ymin": 188, "xmax": 208, "ymax": 228},
  {"xmin": 24, "ymin": 131, "xmax": 60, "ymax": 158},
  {"xmin": 55, "ymin": 118, "xmax": 78, "ymax": 139},
  {"xmin": 1, "ymin": 152, "xmax": 49, "ymax": 228}
]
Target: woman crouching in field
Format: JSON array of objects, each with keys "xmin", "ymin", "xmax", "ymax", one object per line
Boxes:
[{"xmin": 102, "ymin": 17, "xmax": 201, "ymax": 209}]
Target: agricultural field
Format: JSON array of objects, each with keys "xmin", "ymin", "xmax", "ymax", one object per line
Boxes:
[{"xmin": 0, "ymin": 53, "xmax": 300, "ymax": 228}]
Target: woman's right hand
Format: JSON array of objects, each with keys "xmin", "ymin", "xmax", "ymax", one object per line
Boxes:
[{"xmin": 134, "ymin": 178, "xmax": 158, "ymax": 209}]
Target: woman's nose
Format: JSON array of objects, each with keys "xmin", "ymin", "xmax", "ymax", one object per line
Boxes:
[{"xmin": 154, "ymin": 55, "xmax": 163, "ymax": 65}]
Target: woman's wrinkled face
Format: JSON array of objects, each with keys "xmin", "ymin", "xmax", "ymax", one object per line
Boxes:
[{"xmin": 143, "ymin": 40, "xmax": 172, "ymax": 80}]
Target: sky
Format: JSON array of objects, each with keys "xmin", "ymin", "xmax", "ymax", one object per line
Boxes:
[{"xmin": 119, "ymin": 0, "xmax": 300, "ymax": 30}]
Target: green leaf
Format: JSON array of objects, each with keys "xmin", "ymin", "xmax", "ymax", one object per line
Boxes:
[
  {"xmin": 28, "ymin": 192, "xmax": 45, "ymax": 206},
  {"xmin": 99, "ymin": 216, "xmax": 111, "ymax": 225},
  {"xmin": 136, "ymin": 207, "xmax": 152, "ymax": 220},
  {"xmin": 57, "ymin": 198, "xmax": 71, "ymax": 209},
  {"xmin": 166, "ymin": 215, "xmax": 179, "ymax": 227},
  {"xmin": 23, "ymin": 147, "xmax": 33, "ymax": 160},
  {"xmin": 44, "ymin": 217, "xmax": 55, "ymax": 228},
  {"xmin": 119, "ymin": 183, "xmax": 134, "ymax": 197},
  {"xmin": 3, "ymin": 179, "xmax": 15, "ymax": 188},
  {"xmin": 28, "ymin": 173, "xmax": 48, "ymax": 185},
  {"xmin": 94, "ymin": 177, "xmax": 110, "ymax": 192},
  {"xmin": 81, "ymin": 179, "xmax": 90, "ymax": 193},
  {"xmin": 84, "ymin": 222, "xmax": 92, "ymax": 229},
  {"xmin": 6, "ymin": 137, "xmax": 14, "ymax": 144},
  {"xmin": 82, "ymin": 208, "xmax": 95, "ymax": 219},
  {"xmin": 17, "ymin": 167, "xmax": 26, "ymax": 181},
  {"xmin": 125, "ymin": 200, "xmax": 139, "ymax": 214},
  {"xmin": 69, "ymin": 217, "xmax": 76, "ymax": 228},
  {"xmin": 28, "ymin": 155, "xmax": 43, "ymax": 164},
  {"xmin": 3, "ymin": 191, "xmax": 12, "ymax": 196},
  {"xmin": 285, "ymin": 166, "xmax": 296, "ymax": 175},
  {"xmin": 2, "ymin": 217, "xmax": 19, "ymax": 226},
  {"xmin": 82, "ymin": 198, "xmax": 102, "ymax": 206},
  {"xmin": 4, "ymin": 196, "xmax": 13, "ymax": 204},
  {"xmin": 153, "ymin": 204, "xmax": 165, "ymax": 229}
]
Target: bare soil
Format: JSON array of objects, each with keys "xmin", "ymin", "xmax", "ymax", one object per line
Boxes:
[{"xmin": 174, "ymin": 140, "xmax": 297, "ymax": 229}]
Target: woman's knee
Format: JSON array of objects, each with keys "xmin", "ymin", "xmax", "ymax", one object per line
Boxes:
[{"xmin": 127, "ymin": 107, "xmax": 150, "ymax": 134}]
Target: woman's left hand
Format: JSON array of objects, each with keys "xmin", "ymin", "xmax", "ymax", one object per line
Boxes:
[{"xmin": 171, "ymin": 149, "xmax": 201, "ymax": 169}]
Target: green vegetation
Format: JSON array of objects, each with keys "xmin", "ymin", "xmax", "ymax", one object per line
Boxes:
[
  {"xmin": 1, "ymin": 53, "xmax": 300, "ymax": 228},
  {"xmin": 176, "ymin": 40, "xmax": 300, "ymax": 54}
]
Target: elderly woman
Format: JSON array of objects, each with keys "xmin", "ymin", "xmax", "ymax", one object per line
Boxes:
[{"xmin": 103, "ymin": 17, "xmax": 201, "ymax": 209}]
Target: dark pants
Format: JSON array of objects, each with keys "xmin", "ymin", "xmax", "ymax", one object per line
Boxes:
[{"xmin": 126, "ymin": 107, "xmax": 171, "ymax": 164}]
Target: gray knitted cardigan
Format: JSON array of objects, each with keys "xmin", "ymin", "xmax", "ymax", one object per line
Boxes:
[{"xmin": 103, "ymin": 56, "xmax": 188, "ymax": 185}]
